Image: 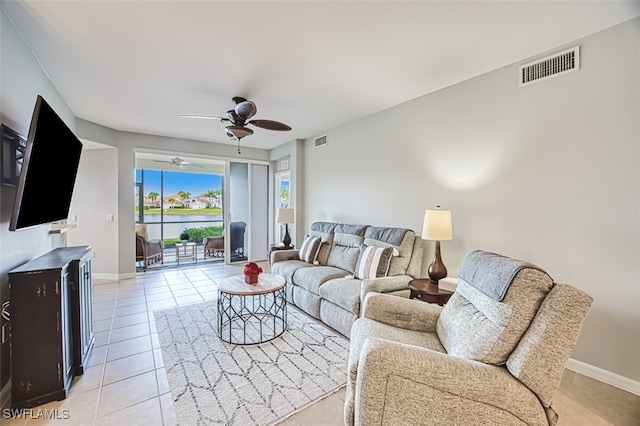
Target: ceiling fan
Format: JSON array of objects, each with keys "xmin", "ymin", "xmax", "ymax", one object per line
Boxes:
[
  {"xmin": 179, "ymin": 96, "xmax": 292, "ymax": 153},
  {"xmin": 153, "ymin": 156, "xmax": 204, "ymax": 170}
]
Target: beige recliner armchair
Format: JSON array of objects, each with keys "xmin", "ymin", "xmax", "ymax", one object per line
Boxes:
[{"xmin": 345, "ymin": 250, "xmax": 593, "ymax": 426}]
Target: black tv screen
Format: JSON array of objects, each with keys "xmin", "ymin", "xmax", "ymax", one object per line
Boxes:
[{"xmin": 9, "ymin": 95, "xmax": 83, "ymax": 231}]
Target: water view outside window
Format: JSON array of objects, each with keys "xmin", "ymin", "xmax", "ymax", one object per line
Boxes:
[{"xmin": 135, "ymin": 169, "xmax": 223, "ymax": 245}]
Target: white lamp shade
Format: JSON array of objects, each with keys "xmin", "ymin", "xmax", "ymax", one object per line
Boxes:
[
  {"xmin": 276, "ymin": 208, "xmax": 294, "ymax": 224},
  {"xmin": 422, "ymin": 209, "xmax": 453, "ymax": 241}
]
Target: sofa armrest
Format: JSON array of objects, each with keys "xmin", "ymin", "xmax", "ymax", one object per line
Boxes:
[
  {"xmin": 360, "ymin": 275, "xmax": 412, "ymax": 301},
  {"xmin": 270, "ymin": 249, "xmax": 299, "ymax": 265},
  {"xmin": 353, "ymin": 337, "xmax": 547, "ymax": 426},
  {"xmin": 361, "ymin": 293, "xmax": 441, "ymax": 333}
]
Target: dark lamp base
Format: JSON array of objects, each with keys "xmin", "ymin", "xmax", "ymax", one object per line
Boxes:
[
  {"xmin": 282, "ymin": 224, "xmax": 292, "ymax": 248},
  {"xmin": 428, "ymin": 240, "xmax": 447, "ymax": 286}
]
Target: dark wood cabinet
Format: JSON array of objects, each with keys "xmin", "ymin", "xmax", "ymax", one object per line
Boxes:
[
  {"xmin": 68, "ymin": 247, "xmax": 94, "ymax": 376},
  {"xmin": 8, "ymin": 246, "xmax": 93, "ymax": 408}
]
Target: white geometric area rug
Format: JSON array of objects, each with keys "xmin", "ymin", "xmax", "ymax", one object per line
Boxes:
[{"xmin": 154, "ymin": 301, "xmax": 349, "ymax": 425}]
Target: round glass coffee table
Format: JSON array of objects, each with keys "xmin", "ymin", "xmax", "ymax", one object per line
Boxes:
[{"xmin": 217, "ymin": 273, "xmax": 287, "ymax": 345}]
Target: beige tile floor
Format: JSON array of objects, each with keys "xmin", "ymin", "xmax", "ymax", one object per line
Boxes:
[{"xmin": 2, "ymin": 262, "xmax": 638, "ymax": 426}]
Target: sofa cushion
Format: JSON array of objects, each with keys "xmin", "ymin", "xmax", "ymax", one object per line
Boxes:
[
  {"xmin": 270, "ymin": 259, "xmax": 313, "ymax": 283},
  {"xmin": 354, "ymin": 245, "xmax": 395, "ymax": 279},
  {"xmin": 292, "ymin": 265, "xmax": 350, "ymax": 295},
  {"xmin": 364, "ymin": 227, "xmax": 416, "ymax": 277},
  {"xmin": 309, "ymin": 222, "xmax": 337, "ymax": 265},
  {"xmin": 363, "ymin": 227, "xmax": 408, "ymax": 245},
  {"xmin": 326, "ymin": 223, "xmax": 369, "ymax": 273},
  {"xmin": 299, "ymin": 235, "xmax": 322, "ymax": 263},
  {"xmin": 437, "ymin": 267, "xmax": 553, "ymax": 365},
  {"xmin": 318, "ymin": 277, "xmax": 363, "ymax": 314}
]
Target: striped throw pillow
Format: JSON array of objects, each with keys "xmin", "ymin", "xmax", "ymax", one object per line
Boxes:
[
  {"xmin": 299, "ymin": 235, "xmax": 322, "ymax": 264},
  {"xmin": 354, "ymin": 244, "xmax": 394, "ymax": 280}
]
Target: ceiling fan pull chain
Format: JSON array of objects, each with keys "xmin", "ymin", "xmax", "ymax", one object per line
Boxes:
[{"xmin": 237, "ymin": 138, "xmax": 241, "ymax": 154}]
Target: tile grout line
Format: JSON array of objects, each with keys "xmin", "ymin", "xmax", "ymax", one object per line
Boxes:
[
  {"xmin": 86, "ymin": 264, "xmax": 241, "ymax": 424},
  {"xmin": 91, "ymin": 279, "xmax": 114, "ymax": 423}
]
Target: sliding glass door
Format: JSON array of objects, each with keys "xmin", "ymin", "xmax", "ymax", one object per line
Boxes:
[{"xmin": 134, "ymin": 152, "xmax": 268, "ymax": 266}]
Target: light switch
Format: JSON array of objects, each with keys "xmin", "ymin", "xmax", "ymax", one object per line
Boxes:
[{"xmin": 106, "ymin": 214, "xmax": 114, "ymax": 221}]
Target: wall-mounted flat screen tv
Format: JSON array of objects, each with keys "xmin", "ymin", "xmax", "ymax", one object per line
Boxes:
[{"xmin": 9, "ymin": 95, "xmax": 83, "ymax": 231}]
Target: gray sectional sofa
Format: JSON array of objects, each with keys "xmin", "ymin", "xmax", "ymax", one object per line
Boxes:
[{"xmin": 270, "ymin": 221, "xmax": 423, "ymax": 337}]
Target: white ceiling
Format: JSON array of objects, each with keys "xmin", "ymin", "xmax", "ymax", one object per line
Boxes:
[{"xmin": 3, "ymin": 1, "xmax": 639, "ymax": 151}]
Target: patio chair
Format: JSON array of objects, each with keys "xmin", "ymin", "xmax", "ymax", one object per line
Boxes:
[
  {"xmin": 135, "ymin": 233, "xmax": 164, "ymax": 271},
  {"xmin": 203, "ymin": 235, "xmax": 224, "ymax": 258}
]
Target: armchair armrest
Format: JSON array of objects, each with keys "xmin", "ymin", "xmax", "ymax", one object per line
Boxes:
[
  {"xmin": 361, "ymin": 293, "xmax": 441, "ymax": 333},
  {"xmin": 360, "ymin": 275, "xmax": 412, "ymax": 301},
  {"xmin": 354, "ymin": 337, "xmax": 547, "ymax": 426}
]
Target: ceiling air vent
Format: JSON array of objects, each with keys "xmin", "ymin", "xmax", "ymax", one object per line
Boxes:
[
  {"xmin": 314, "ymin": 135, "xmax": 327, "ymax": 148},
  {"xmin": 519, "ymin": 46, "xmax": 579, "ymax": 87}
]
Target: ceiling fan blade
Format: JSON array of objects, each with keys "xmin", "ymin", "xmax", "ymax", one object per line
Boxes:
[
  {"xmin": 181, "ymin": 161, "xmax": 204, "ymax": 168},
  {"xmin": 248, "ymin": 119, "xmax": 292, "ymax": 131},
  {"xmin": 152, "ymin": 160, "xmax": 171, "ymax": 164},
  {"xmin": 178, "ymin": 114, "xmax": 230, "ymax": 122}
]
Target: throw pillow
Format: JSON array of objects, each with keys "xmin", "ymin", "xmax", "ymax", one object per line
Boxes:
[
  {"xmin": 299, "ymin": 235, "xmax": 322, "ymax": 264},
  {"xmin": 354, "ymin": 244, "xmax": 395, "ymax": 280}
]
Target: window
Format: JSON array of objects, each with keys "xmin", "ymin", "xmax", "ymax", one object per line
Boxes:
[{"xmin": 275, "ymin": 171, "xmax": 291, "ymax": 242}]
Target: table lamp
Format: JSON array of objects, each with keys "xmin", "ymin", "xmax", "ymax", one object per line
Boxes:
[
  {"xmin": 422, "ymin": 206, "xmax": 453, "ymax": 286},
  {"xmin": 276, "ymin": 208, "xmax": 294, "ymax": 248}
]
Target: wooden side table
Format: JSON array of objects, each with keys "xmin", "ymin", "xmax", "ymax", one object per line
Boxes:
[
  {"xmin": 269, "ymin": 243, "xmax": 294, "ymax": 253},
  {"xmin": 408, "ymin": 278, "xmax": 454, "ymax": 306}
]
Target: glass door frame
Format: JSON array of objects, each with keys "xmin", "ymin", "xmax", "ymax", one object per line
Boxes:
[{"xmin": 224, "ymin": 161, "xmax": 269, "ymax": 264}]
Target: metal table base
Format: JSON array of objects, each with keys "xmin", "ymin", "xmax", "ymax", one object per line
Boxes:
[{"xmin": 217, "ymin": 286, "xmax": 287, "ymax": 345}]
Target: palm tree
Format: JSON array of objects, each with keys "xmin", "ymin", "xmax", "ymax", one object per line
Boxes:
[
  {"xmin": 148, "ymin": 192, "xmax": 159, "ymax": 208},
  {"xmin": 206, "ymin": 190, "xmax": 216, "ymax": 208},
  {"xmin": 178, "ymin": 191, "xmax": 191, "ymax": 208},
  {"xmin": 212, "ymin": 188, "xmax": 222, "ymax": 208}
]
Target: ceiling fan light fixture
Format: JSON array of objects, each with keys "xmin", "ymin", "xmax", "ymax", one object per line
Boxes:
[
  {"xmin": 225, "ymin": 125, "xmax": 253, "ymax": 139},
  {"xmin": 234, "ymin": 100, "xmax": 257, "ymax": 119}
]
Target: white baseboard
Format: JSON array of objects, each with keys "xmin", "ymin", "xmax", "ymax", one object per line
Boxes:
[
  {"xmin": 567, "ymin": 358, "xmax": 640, "ymax": 396},
  {"xmin": 92, "ymin": 272, "xmax": 136, "ymax": 281}
]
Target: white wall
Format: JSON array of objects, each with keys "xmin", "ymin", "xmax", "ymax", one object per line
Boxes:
[
  {"xmin": 301, "ymin": 19, "xmax": 640, "ymax": 384},
  {"xmin": 67, "ymin": 147, "xmax": 119, "ymax": 277},
  {"xmin": 0, "ymin": 6, "xmax": 78, "ymax": 400}
]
